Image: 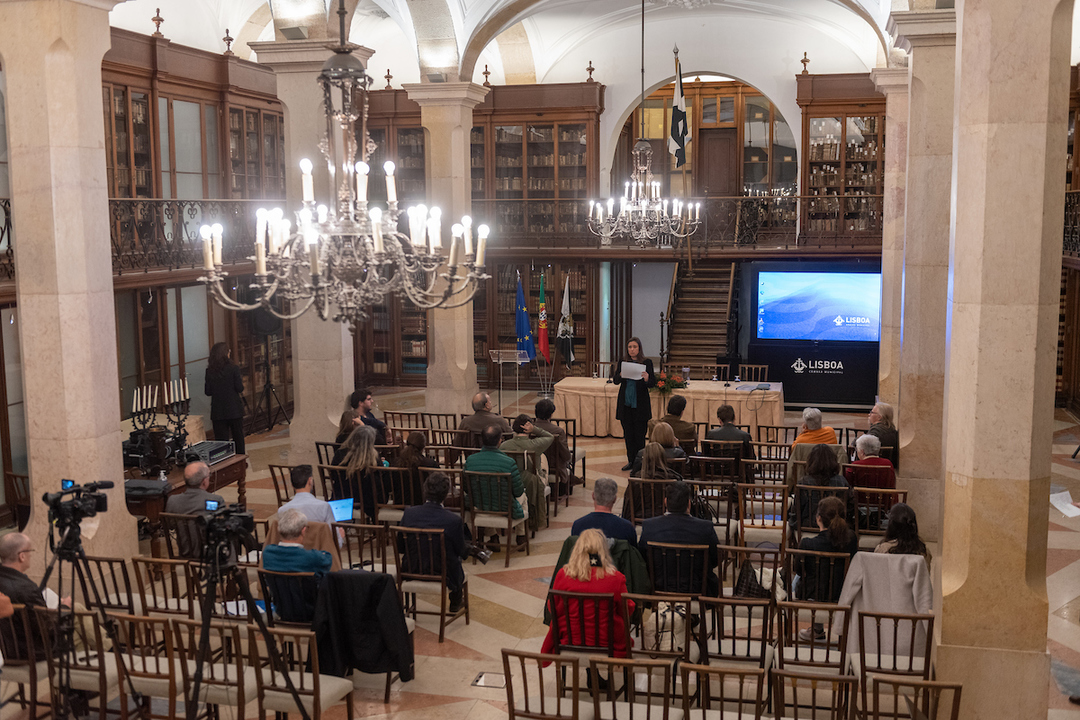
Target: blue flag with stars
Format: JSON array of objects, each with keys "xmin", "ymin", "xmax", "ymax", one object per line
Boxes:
[{"xmin": 516, "ymin": 275, "xmax": 536, "ymax": 364}]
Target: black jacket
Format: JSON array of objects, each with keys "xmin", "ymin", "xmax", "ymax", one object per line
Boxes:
[
  {"xmin": 312, "ymin": 570, "xmax": 415, "ymax": 680},
  {"xmin": 613, "ymin": 359, "xmax": 656, "ymax": 421},
  {"xmin": 400, "ymin": 502, "xmax": 470, "ymax": 591},
  {"xmin": 0, "ymin": 566, "xmax": 47, "ymax": 658},
  {"xmin": 204, "ymin": 364, "xmax": 245, "ymax": 421},
  {"xmin": 638, "ymin": 512, "xmax": 720, "ymax": 597}
]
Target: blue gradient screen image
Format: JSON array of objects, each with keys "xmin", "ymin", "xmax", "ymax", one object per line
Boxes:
[{"xmin": 756, "ymin": 272, "xmax": 881, "ymax": 342}]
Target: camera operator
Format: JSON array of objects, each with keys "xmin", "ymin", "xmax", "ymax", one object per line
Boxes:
[{"xmin": 400, "ymin": 472, "xmax": 487, "ymax": 614}]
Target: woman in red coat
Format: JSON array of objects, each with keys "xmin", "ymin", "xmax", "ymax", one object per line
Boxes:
[{"xmin": 542, "ymin": 529, "xmax": 635, "ymax": 657}]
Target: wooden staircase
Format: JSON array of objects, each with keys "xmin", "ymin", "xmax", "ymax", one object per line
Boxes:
[{"xmin": 666, "ymin": 261, "xmax": 736, "ymax": 371}]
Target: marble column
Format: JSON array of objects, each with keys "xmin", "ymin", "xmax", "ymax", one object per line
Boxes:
[
  {"xmin": 887, "ymin": 9, "xmax": 955, "ymax": 541},
  {"xmin": 869, "ymin": 67, "xmax": 909, "ymax": 409},
  {"xmin": 0, "ymin": 0, "xmax": 137, "ymax": 567},
  {"xmin": 936, "ymin": 0, "xmax": 1071, "ymax": 715},
  {"xmin": 403, "ymin": 83, "xmax": 490, "ymax": 413},
  {"xmin": 249, "ymin": 40, "xmax": 373, "ymax": 465}
]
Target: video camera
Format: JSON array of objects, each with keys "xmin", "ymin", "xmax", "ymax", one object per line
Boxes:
[
  {"xmin": 199, "ymin": 503, "xmax": 257, "ymax": 567},
  {"xmin": 42, "ymin": 480, "xmax": 112, "ymax": 529}
]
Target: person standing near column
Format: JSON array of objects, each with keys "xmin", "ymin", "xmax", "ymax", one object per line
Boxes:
[
  {"xmin": 205, "ymin": 342, "xmax": 246, "ymax": 455},
  {"xmin": 612, "ymin": 337, "xmax": 656, "ymax": 471}
]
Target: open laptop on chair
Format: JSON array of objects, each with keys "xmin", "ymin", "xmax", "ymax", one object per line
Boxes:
[{"xmin": 328, "ymin": 497, "xmax": 354, "ymax": 523}]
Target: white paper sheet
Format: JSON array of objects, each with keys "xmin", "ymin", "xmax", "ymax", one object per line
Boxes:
[
  {"xmin": 621, "ymin": 361, "xmax": 646, "ymax": 378},
  {"xmin": 1051, "ymin": 490, "xmax": 1080, "ymax": 517}
]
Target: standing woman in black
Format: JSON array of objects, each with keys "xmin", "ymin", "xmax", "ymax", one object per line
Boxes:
[
  {"xmin": 612, "ymin": 336, "xmax": 656, "ymax": 471},
  {"xmin": 205, "ymin": 342, "xmax": 246, "ymax": 455}
]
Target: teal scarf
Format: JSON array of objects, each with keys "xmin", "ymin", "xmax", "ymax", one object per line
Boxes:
[{"xmin": 625, "ymin": 376, "xmax": 637, "ymax": 408}]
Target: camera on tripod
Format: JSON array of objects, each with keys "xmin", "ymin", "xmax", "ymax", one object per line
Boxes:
[
  {"xmin": 42, "ymin": 479, "xmax": 111, "ymax": 529},
  {"xmin": 199, "ymin": 503, "xmax": 258, "ymax": 567}
]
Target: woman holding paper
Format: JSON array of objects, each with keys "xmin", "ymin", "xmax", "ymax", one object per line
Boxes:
[
  {"xmin": 612, "ymin": 336, "xmax": 656, "ymax": 471},
  {"xmin": 204, "ymin": 342, "xmax": 246, "ymax": 455}
]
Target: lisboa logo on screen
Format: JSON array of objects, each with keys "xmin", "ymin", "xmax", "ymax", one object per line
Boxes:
[
  {"xmin": 791, "ymin": 357, "xmax": 844, "ymax": 375},
  {"xmin": 834, "ymin": 315, "xmax": 872, "ymax": 327},
  {"xmin": 791, "ymin": 358, "xmax": 808, "ymax": 374}
]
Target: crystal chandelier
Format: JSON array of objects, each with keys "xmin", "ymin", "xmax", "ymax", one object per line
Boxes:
[
  {"xmin": 199, "ymin": 0, "xmax": 489, "ymax": 331},
  {"xmin": 587, "ymin": 0, "xmax": 701, "ymax": 248}
]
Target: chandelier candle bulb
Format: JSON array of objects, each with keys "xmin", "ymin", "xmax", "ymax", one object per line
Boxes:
[
  {"xmin": 695, "ymin": 203, "xmax": 700, "ymax": 220},
  {"xmin": 211, "ymin": 224, "xmax": 223, "ymax": 265},
  {"xmin": 200, "ymin": 225, "xmax": 214, "ymax": 270},
  {"xmin": 429, "ymin": 211, "xmax": 442, "ymax": 252},
  {"xmin": 308, "ymin": 238, "xmax": 320, "ymax": 276},
  {"xmin": 183, "ymin": 378, "xmax": 189, "ymax": 401},
  {"xmin": 255, "ymin": 241, "xmax": 267, "ymax": 275},
  {"xmin": 164, "ymin": 382, "xmax": 170, "ymax": 406},
  {"xmin": 384, "ymin": 161, "xmax": 397, "ymax": 204},
  {"xmin": 369, "ymin": 208, "xmax": 384, "ymax": 252},
  {"xmin": 462, "ymin": 215, "xmax": 473, "ymax": 255},
  {"xmin": 317, "ymin": 205, "xmax": 328, "ymax": 224},
  {"xmin": 300, "ymin": 158, "xmax": 314, "ymax": 203},
  {"xmin": 476, "ymin": 227, "xmax": 488, "ymax": 267},
  {"xmin": 255, "ymin": 209, "xmax": 267, "ymax": 249},
  {"xmin": 448, "ymin": 236, "xmax": 460, "ymax": 268},
  {"xmin": 356, "ymin": 161, "xmax": 369, "ymax": 202}
]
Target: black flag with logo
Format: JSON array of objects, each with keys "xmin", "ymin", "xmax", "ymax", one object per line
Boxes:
[{"xmin": 668, "ymin": 47, "xmax": 691, "ymax": 168}]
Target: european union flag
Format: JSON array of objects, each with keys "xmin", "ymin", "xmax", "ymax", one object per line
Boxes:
[{"xmin": 515, "ymin": 276, "xmax": 536, "ymax": 365}]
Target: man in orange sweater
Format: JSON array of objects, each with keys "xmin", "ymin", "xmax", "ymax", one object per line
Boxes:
[{"xmin": 792, "ymin": 407, "xmax": 837, "ymax": 446}]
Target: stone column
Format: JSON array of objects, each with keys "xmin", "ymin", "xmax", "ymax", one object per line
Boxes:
[
  {"xmin": 249, "ymin": 40, "xmax": 372, "ymax": 466},
  {"xmin": 0, "ymin": 0, "xmax": 137, "ymax": 566},
  {"xmin": 869, "ymin": 67, "xmax": 909, "ymax": 409},
  {"xmin": 887, "ymin": 9, "xmax": 955, "ymax": 541},
  {"xmin": 403, "ymin": 82, "xmax": 490, "ymax": 412},
  {"xmin": 935, "ymin": 0, "xmax": 1071, "ymax": 715}
]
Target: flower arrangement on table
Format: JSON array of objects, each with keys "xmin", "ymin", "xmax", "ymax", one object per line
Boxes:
[{"xmin": 652, "ymin": 371, "xmax": 688, "ymax": 395}]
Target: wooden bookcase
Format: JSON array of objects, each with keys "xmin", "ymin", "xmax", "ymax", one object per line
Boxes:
[{"xmin": 227, "ymin": 108, "xmax": 285, "ymax": 199}]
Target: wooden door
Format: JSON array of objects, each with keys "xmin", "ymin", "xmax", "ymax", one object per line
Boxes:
[{"xmin": 697, "ymin": 128, "xmax": 738, "ymax": 196}]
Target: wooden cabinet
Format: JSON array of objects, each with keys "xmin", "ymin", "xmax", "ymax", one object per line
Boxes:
[
  {"xmin": 227, "ymin": 107, "xmax": 285, "ymax": 199},
  {"xmin": 103, "ymin": 85, "xmax": 155, "ymax": 198},
  {"xmin": 354, "ymin": 297, "xmax": 430, "ymax": 386}
]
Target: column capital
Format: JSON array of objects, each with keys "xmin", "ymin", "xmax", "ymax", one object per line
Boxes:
[
  {"xmin": 870, "ymin": 67, "xmax": 910, "ymax": 97},
  {"xmin": 888, "ymin": 10, "xmax": 956, "ymax": 52},
  {"xmin": 249, "ymin": 39, "xmax": 373, "ymax": 74},
  {"xmin": 403, "ymin": 82, "xmax": 490, "ymax": 110}
]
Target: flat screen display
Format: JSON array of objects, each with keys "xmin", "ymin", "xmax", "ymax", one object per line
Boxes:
[{"xmin": 756, "ymin": 271, "xmax": 881, "ymax": 342}]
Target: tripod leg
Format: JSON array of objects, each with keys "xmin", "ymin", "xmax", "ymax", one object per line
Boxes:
[
  {"xmin": 187, "ymin": 567, "xmax": 220, "ymax": 720},
  {"xmin": 268, "ymin": 384, "xmax": 291, "ymax": 426}
]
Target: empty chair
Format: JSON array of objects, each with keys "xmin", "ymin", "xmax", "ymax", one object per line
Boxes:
[
  {"xmin": 268, "ymin": 463, "xmax": 299, "ymax": 506},
  {"xmin": 334, "ymin": 521, "xmax": 390, "ymax": 573},
  {"xmin": 756, "ymin": 425, "xmax": 797, "ymax": 445},
  {"xmin": 772, "ymin": 669, "xmax": 858, "ymax": 720},
  {"xmin": 110, "ymin": 612, "xmax": 183, "ymax": 720},
  {"xmin": 0, "ymin": 604, "xmax": 49, "ymax": 720},
  {"xmin": 34, "ymin": 607, "xmax": 118, "ymax": 720},
  {"xmin": 736, "ymin": 482, "xmax": 788, "ymax": 548},
  {"xmin": 82, "ymin": 555, "xmax": 137, "ymax": 615},
  {"xmin": 699, "ymin": 595, "xmax": 775, "ymax": 671},
  {"xmin": 249, "ymin": 627, "xmax": 355, "ymax": 719},
  {"xmin": 502, "ymin": 648, "xmax": 584, "ymax": 720},
  {"xmin": 588, "ymin": 656, "xmax": 680, "ymax": 720},
  {"xmin": 739, "ymin": 364, "xmax": 768, "ymax": 382},
  {"xmin": 315, "ymin": 441, "xmax": 338, "ymax": 466},
  {"xmin": 776, "ymin": 601, "xmax": 851, "ymax": 675},
  {"xmin": 699, "ymin": 440, "xmax": 747, "ymax": 480},
  {"xmin": 869, "ymin": 677, "xmax": 961, "ymax": 720},
  {"xmin": 173, "ymin": 617, "xmax": 257, "ymax": 717},
  {"xmin": 681, "ymin": 662, "xmax": 765, "ymax": 719},
  {"xmin": 855, "ymin": 611, "xmax": 935, "ymax": 718},
  {"xmin": 744, "ymin": 458, "xmax": 789, "ymax": 485},
  {"xmin": 132, "ymin": 556, "xmax": 198, "ymax": 619}
]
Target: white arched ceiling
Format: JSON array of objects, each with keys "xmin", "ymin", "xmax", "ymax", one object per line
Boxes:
[
  {"xmin": 349, "ymin": 8, "xmax": 424, "ymax": 85},
  {"xmin": 110, "ymin": 0, "xmax": 270, "ymax": 54}
]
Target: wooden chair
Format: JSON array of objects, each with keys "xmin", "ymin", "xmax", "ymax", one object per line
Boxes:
[
  {"xmin": 383, "ymin": 411, "xmax": 422, "ymax": 442},
  {"xmin": 684, "ymin": 476, "xmax": 735, "ymax": 545},
  {"xmin": 736, "ymin": 482, "xmax": 788, "ymax": 549},
  {"xmin": 785, "ymin": 548, "xmax": 852, "ymax": 605},
  {"xmin": 463, "ymin": 470, "xmax": 529, "ymax": 567},
  {"xmin": 699, "ymin": 595, "xmax": 775, "ymax": 674},
  {"xmin": 420, "ymin": 466, "xmax": 467, "ymax": 522},
  {"xmin": 34, "ymin": 606, "xmax": 117, "ymax": 720},
  {"xmin": 718, "ymin": 545, "xmax": 783, "ymax": 599},
  {"xmin": 315, "ymin": 440, "xmax": 339, "ymax": 466},
  {"xmin": 700, "ymin": 439, "xmax": 747, "ymax": 480},
  {"xmin": 644, "ymin": 541, "xmax": 713, "ymax": 598},
  {"xmin": 772, "ymin": 669, "xmax": 858, "ymax": 720},
  {"xmin": 268, "ymin": 463, "xmax": 299, "ymax": 505},
  {"xmin": 744, "ymin": 458, "xmax": 789, "ymax": 485},
  {"xmin": 0, "ymin": 604, "xmax": 49, "ymax": 720},
  {"xmin": 625, "ymin": 593, "xmax": 696, "ymax": 697},
  {"xmin": 681, "ymin": 662, "xmax": 766, "ymax": 719},
  {"xmin": 132, "ymin": 556, "xmax": 197, "ymax": 619},
  {"xmin": 249, "ymin": 627, "xmax": 355, "ymax": 719},
  {"xmin": 391, "ymin": 526, "xmax": 469, "ymax": 643},
  {"xmin": 776, "ymin": 601, "xmax": 852, "ymax": 675},
  {"xmin": 5, "ymin": 471, "xmax": 30, "ymax": 530},
  {"xmin": 869, "ymin": 677, "xmax": 961, "ymax": 720},
  {"xmin": 173, "ymin": 617, "xmax": 256, "ymax": 716},
  {"xmin": 159, "ymin": 512, "xmax": 206, "ymax": 560},
  {"xmin": 503, "ymin": 648, "xmax": 583, "ymax": 720},
  {"xmin": 756, "ymin": 425, "xmax": 797, "ymax": 445},
  {"xmin": 335, "ymin": 521, "xmax": 390, "ymax": 573},
  {"xmin": 421, "ymin": 412, "xmax": 460, "ymax": 433},
  {"xmin": 372, "ymin": 466, "xmax": 419, "ymax": 525},
  {"xmin": 752, "ymin": 440, "xmax": 791, "ymax": 462},
  {"xmin": 792, "ymin": 484, "xmax": 852, "ymax": 544},
  {"xmin": 677, "ymin": 437, "xmax": 698, "ymax": 456},
  {"xmin": 545, "ymin": 589, "xmax": 632, "ymax": 663},
  {"xmin": 82, "ymin": 554, "xmax": 137, "ymax": 615},
  {"xmin": 843, "ymin": 427, "xmax": 868, "ymax": 455},
  {"xmin": 739, "ymin": 364, "xmax": 769, "ymax": 382},
  {"xmin": 852, "ymin": 488, "xmax": 908, "ymax": 549},
  {"xmin": 257, "ymin": 569, "xmax": 320, "ymax": 627},
  {"xmin": 588, "ymin": 656, "xmax": 675, "ymax": 719},
  {"xmin": 110, "ymin": 612, "xmax": 183, "ymax": 720},
  {"xmin": 625, "ymin": 478, "xmax": 671, "ymax": 525},
  {"xmin": 855, "ymin": 611, "xmax": 934, "ymax": 717},
  {"xmin": 237, "ymin": 518, "xmax": 269, "ymax": 570},
  {"xmin": 551, "ymin": 416, "xmax": 586, "ymax": 489}
]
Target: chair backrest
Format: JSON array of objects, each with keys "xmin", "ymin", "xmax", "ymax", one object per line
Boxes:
[
  {"xmin": 683, "ymin": 477, "xmax": 734, "ymax": 543},
  {"xmin": 681, "ymin": 662, "xmax": 765, "ymax": 720},
  {"xmin": 869, "ymin": 677, "xmax": 962, "ymax": 720},
  {"xmin": 698, "ymin": 440, "xmax": 744, "ymax": 479},
  {"xmin": 257, "ymin": 569, "xmax": 320, "ymax": 626},
  {"xmin": 418, "ymin": 466, "xmax": 466, "ymax": 521},
  {"xmin": 462, "ymin": 470, "xmax": 515, "ymax": 515},
  {"xmin": 502, "ymin": 648, "xmax": 581, "ymax": 720},
  {"xmin": 34, "ymin": 606, "xmax": 105, "ymax": 701},
  {"xmin": 187, "ymin": 563, "xmax": 256, "ymax": 623},
  {"xmin": 269, "ymin": 463, "xmax": 298, "ymax": 506},
  {"xmin": 786, "ymin": 547, "xmax": 852, "ymax": 604},
  {"xmin": 644, "ymin": 541, "xmax": 711, "ymax": 597},
  {"xmin": 421, "ymin": 412, "xmax": 460, "ymax": 432},
  {"xmin": 857, "ymin": 611, "xmax": 934, "ymax": 679},
  {"xmin": 334, "ymin": 522, "xmax": 387, "ymax": 572},
  {"xmin": 717, "ymin": 545, "xmax": 782, "ymax": 598},
  {"xmin": 625, "ymin": 593, "xmax": 694, "ymax": 667},
  {"xmin": 677, "ymin": 437, "xmax": 698, "ymax": 456},
  {"xmin": 852, "ymin": 488, "xmax": 908, "ymax": 537},
  {"xmin": 625, "ymin": 478, "xmax": 671, "ymax": 525},
  {"xmin": 739, "ymin": 364, "xmax": 768, "ymax": 382},
  {"xmin": 238, "ymin": 518, "xmax": 269, "ymax": 568},
  {"xmin": 777, "ymin": 601, "xmax": 851, "ymax": 673},
  {"xmin": 160, "ymin": 512, "xmax": 206, "ymax": 560},
  {"xmin": 737, "ymin": 482, "xmax": 789, "ymax": 545},
  {"xmin": 792, "ymin": 484, "xmax": 852, "ymax": 542},
  {"xmin": 744, "ymin": 458, "xmax": 789, "ymax": 485},
  {"xmin": 843, "ymin": 463, "xmax": 897, "ymax": 499},
  {"xmin": 772, "ymin": 669, "xmax": 858, "ymax": 720},
  {"xmin": 373, "ymin": 466, "xmax": 421, "ymax": 516},
  {"xmin": 82, "ymin": 554, "xmax": 136, "ymax": 614},
  {"xmin": 315, "ymin": 441, "xmax": 339, "ymax": 466},
  {"xmin": 392, "ymin": 526, "xmax": 449, "ymax": 586},
  {"xmin": 430, "ymin": 428, "xmax": 472, "ymax": 450},
  {"xmin": 173, "ymin": 617, "xmax": 248, "ymax": 705},
  {"xmin": 0, "ymin": 603, "xmax": 42, "ymax": 665},
  {"xmin": 757, "ymin": 424, "xmax": 797, "ymax": 444},
  {"xmin": 249, "ymin": 626, "xmax": 328, "ymax": 718},
  {"xmin": 545, "ymin": 589, "xmax": 631, "ymax": 656},
  {"xmin": 110, "ymin": 612, "xmax": 180, "ymax": 707},
  {"xmin": 384, "ymin": 411, "xmax": 422, "ymax": 439},
  {"xmin": 132, "ymin": 556, "xmax": 196, "ymax": 618},
  {"xmin": 549, "ymin": 417, "xmax": 579, "ymax": 470},
  {"xmin": 589, "ymin": 656, "xmax": 673, "ymax": 719},
  {"xmin": 698, "ymin": 595, "xmax": 775, "ymax": 667},
  {"xmin": 844, "ymin": 427, "xmax": 868, "ymax": 453},
  {"xmin": 376, "ymin": 442, "xmax": 401, "ymax": 465}
]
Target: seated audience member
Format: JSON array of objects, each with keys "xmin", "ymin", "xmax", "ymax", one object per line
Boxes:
[
  {"xmin": 630, "ymin": 421, "xmax": 687, "ymax": 477},
  {"xmin": 621, "ymin": 443, "xmax": 682, "ymax": 521},
  {"xmin": 638, "ymin": 481, "xmax": 719, "ymax": 596},
  {"xmin": 333, "ymin": 424, "xmax": 381, "ymax": 522},
  {"xmin": 352, "ymin": 387, "xmax": 387, "ymax": 445},
  {"xmin": 875, "ymin": 502, "xmax": 932, "ymax": 568},
  {"xmin": 400, "ymin": 472, "xmax": 471, "ymax": 613},
  {"xmin": 458, "ymin": 392, "xmax": 512, "ymax": 444},
  {"xmin": 464, "ymin": 425, "xmax": 532, "ymax": 541},
  {"xmin": 867, "ymin": 402, "xmax": 900, "ymax": 469},
  {"xmin": 542, "ymin": 528, "xmax": 635, "ymax": 657},
  {"xmin": 399, "ymin": 431, "xmax": 440, "ymax": 504},
  {"xmin": 0, "ymin": 533, "xmax": 61, "ymax": 657},
  {"xmin": 572, "ymin": 477, "xmax": 638, "ymax": 545},
  {"xmin": 844, "ymin": 434, "xmax": 896, "ymax": 489},
  {"xmin": 278, "ymin": 465, "xmax": 343, "ymax": 546},
  {"xmin": 262, "ymin": 509, "xmax": 333, "ymax": 574},
  {"xmin": 534, "ymin": 398, "xmax": 577, "ymax": 488},
  {"xmin": 793, "ymin": 444, "xmax": 852, "ymax": 529},
  {"xmin": 335, "ymin": 408, "xmax": 361, "ymax": 445},
  {"xmin": 792, "ymin": 407, "xmax": 838, "ymax": 447},
  {"xmin": 165, "ymin": 461, "xmax": 224, "ymax": 515},
  {"xmin": 795, "ymin": 496, "xmax": 858, "ymax": 636},
  {"xmin": 500, "ymin": 415, "xmax": 553, "ymax": 532},
  {"xmin": 705, "ymin": 404, "xmax": 754, "ymax": 460},
  {"xmin": 648, "ymin": 394, "xmax": 696, "ymax": 444}
]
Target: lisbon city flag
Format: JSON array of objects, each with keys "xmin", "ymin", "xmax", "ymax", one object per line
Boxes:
[
  {"xmin": 668, "ymin": 46, "xmax": 691, "ymax": 168},
  {"xmin": 538, "ymin": 273, "xmax": 551, "ymax": 363}
]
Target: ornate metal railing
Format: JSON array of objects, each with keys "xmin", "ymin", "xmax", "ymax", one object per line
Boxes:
[{"xmin": 0, "ymin": 199, "xmax": 12, "ymax": 280}]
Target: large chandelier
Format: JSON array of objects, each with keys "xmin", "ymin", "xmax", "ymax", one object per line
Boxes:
[
  {"xmin": 199, "ymin": 0, "xmax": 488, "ymax": 331},
  {"xmin": 587, "ymin": 0, "xmax": 700, "ymax": 248}
]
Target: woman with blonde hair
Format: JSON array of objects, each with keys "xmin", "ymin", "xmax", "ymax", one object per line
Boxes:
[
  {"xmin": 332, "ymin": 424, "xmax": 381, "ymax": 521},
  {"xmin": 629, "ymin": 421, "xmax": 687, "ymax": 476},
  {"xmin": 541, "ymin": 528, "xmax": 634, "ymax": 657}
]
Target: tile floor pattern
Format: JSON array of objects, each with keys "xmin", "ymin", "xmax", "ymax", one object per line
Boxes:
[{"xmin": 8, "ymin": 392, "xmax": 1080, "ymax": 718}]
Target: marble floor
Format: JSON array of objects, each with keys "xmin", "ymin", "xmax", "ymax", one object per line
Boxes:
[{"xmin": 10, "ymin": 389, "xmax": 1077, "ymax": 718}]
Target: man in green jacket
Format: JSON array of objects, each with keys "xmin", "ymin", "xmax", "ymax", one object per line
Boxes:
[
  {"xmin": 464, "ymin": 425, "xmax": 534, "ymax": 537},
  {"xmin": 500, "ymin": 414, "xmax": 553, "ymax": 531}
]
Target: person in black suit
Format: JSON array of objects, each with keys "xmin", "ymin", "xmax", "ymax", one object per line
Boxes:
[
  {"xmin": 0, "ymin": 533, "xmax": 54, "ymax": 657},
  {"xmin": 612, "ymin": 336, "xmax": 656, "ymax": 471},
  {"xmin": 705, "ymin": 404, "xmax": 753, "ymax": 459},
  {"xmin": 204, "ymin": 342, "xmax": 246, "ymax": 455},
  {"xmin": 638, "ymin": 481, "xmax": 719, "ymax": 596},
  {"xmin": 400, "ymin": 472, "xmax": 472, "ymax": 613}
]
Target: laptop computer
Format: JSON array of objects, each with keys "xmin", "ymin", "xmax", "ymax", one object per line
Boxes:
[{"xmin": 328, "ymin": 497, "xmax": 354, "ymax": 523}]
